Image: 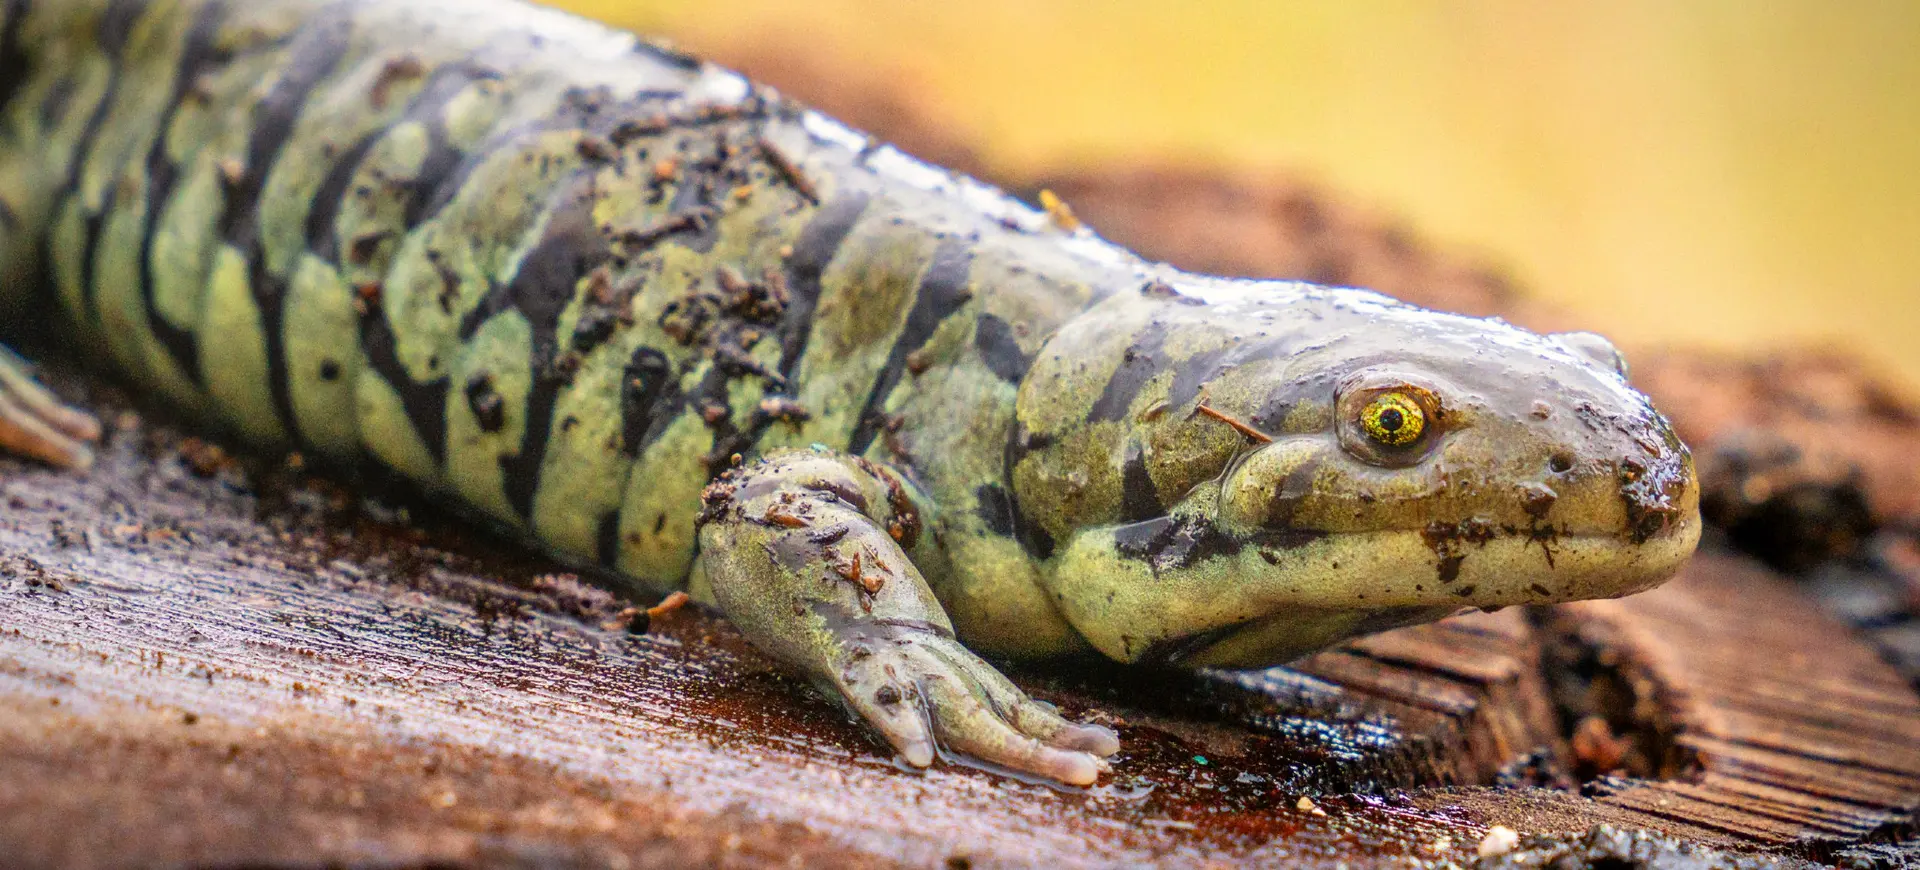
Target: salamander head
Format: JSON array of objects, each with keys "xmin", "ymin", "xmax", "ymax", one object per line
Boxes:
[{"xmin": 1023, "ymin": 280, "xmax": 1699, "ymax": 668}]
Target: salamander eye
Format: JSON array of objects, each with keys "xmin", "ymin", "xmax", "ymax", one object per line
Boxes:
[
  {"xmin": 1336, "ymin": 375, "xmax": 1446, "ymax": 467},
  {"xmin": 1360, "ymin": 392, "xmax": 1425, "ymax": 447}
]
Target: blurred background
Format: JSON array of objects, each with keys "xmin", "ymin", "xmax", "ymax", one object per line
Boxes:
[{"xmin": 553, "ymin": 0, "xmax": 1919, "ymax": 385}]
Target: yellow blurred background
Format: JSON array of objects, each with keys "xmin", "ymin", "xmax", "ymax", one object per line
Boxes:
[{"xmin": 553, "ymin": 0, "xmax": 1920, "ymax": 384}]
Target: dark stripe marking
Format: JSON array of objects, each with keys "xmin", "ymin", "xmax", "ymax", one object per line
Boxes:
[
  {"xmin": 218, "ymin": 3, "xmax": 355, "ymax": 437},
  {"xmin": 1087, "ymin": 323, "xmax": 1261, "ymax": 426},
  {"xmin": 847, "ymin": 236, "xmax": 974, "ymax": 456},
  {"xmin": 728, "ymin": 190, "xmax": 871, "ymax": 467},
  {"xmin": 78, "ymin": 199, "xmax": 111, "ymax": 327},
  {"xmin": 358, "ymin": 299, "xmax": 451, "ymax": 468},
  {"xmin": 302, "ymin": 134, "xmax": 380, "ymax": 259},
  {"xmin": 0, "ymin": 0, "xmax": 32, "ymax": 116},
  {"xmin": 38, "ymin": 77, "xmax": 77, "ymax": 128},
  {"xmin": 1086, "ymin": 319, "xmax": 1170, "ymax": 423},
  {"xmin": 974, "ymin": 482, "xmax": 1054, "ymax": 560},
  {"xmin": 998, "ymin": 425, "xmax": 1059, "ymax": 560},
  {"xmin": 402, "ymin": 107, "xmax": 482, "ymax": 228},
  {"xmin": 480, "ymin": 175, "xmax": 614, "ymax": 520},
  {"xmin": 772, "ymin": 190, "xmax": 871, "ymax": 383},
  {"xmin": 972, "ymin": 313, "xmax": 1031, "ymax": 384},
  {"xmin": 1114, "ymin": 514, "xmax": 1326, "ymax": 575},
  {"xmin": 304, "ymin": 63, "xmax": 495, "ymax": 262},
  {"xmin": 66, "ymin": 0, "xmax": 150, "ymax": 323},
  {"xmin": 618, "ymin": 346, "xmax": 675, "ymax": 455},
  {"xmin": 407, "ymin": 78, "xmax": 646, "ymax": 232},
  {"xmin": 1112, "ymin": 515, "xmax": 1239, "ymax": 575},
  {"xmin": 97, "ymin": 0, "xmax": 148, "ymax": 57},
  {"xmin": 1118, "ymin": 440, "xmax": 1161, "ymax": 522},
  {"xmin": 138, "ymin": 0, "xmax": 228, "ymax": 383},
  {"xmin": 410, "ymin": 134, "xmax": 502, "ymax": 226},
  {"xmin": 595, "ymin": 509, "xmax": 622, "ymax": 568},
  {"xmin": 975, "ymin": 483, "xmax": 1018, "ymax": 536},
  {"xmin": 1165, "ymin": 342, "xmax": 1252, "ymax": 417},
  {"xmin": 302, "ymin": 60, "xmax": 510, "ymax": 462},
  {"xmin": 687, "ymin": 363, "xmax": 742, "ymax": 477}
]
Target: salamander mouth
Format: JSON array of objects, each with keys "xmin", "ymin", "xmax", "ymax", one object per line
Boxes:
[
  {"xmin": 1153, "ymin": 510, "xmax": 1702, "ymax": 670},
  {"xmin": 1050, "ymin": 483, "xmax": 1700, "ymax": 670},
  {"xmin": 1142, "ymin": 604, "xmax": 1457, "ymax": 668}
]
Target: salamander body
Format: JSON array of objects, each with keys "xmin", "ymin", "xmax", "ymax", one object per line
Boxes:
[{"xmin": 0, "ymin": 0, "xmax": 1700, "ymax": 783}]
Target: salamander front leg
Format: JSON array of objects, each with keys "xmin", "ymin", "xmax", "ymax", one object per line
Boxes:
[
  {"xmin": 696, "ymin": 447, "xmax": 1119, "ymax": 784},
  {"xmin": 0, "ymin": 345, "xmax": 100, "ymax": 470}
]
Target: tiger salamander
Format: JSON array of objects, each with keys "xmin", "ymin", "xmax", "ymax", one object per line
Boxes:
[{"xmin": 0, "ymin": 0, "xmax": 1699, "ymax": 784}]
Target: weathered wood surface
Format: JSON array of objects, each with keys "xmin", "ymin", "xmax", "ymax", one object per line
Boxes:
[{"xmin": 1564, "ymin": 555, "xmax": 1920, "ymax": 847}]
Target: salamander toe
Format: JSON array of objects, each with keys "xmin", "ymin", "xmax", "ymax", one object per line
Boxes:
[
  {"xmin": 0, "ymin": 346, "xmax": 100, "ymax": 470},
  {"xmin": 829, "ymin": 626, "xmax": 1115, "ymax": 785}
]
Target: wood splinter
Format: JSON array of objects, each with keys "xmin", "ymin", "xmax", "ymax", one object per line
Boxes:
[
  {"xmin": 757, "ymin": 137, "xmax": 819, "ymax": 204},
  {"xmin": 616, "ymin": 590, "xmax": 692, "ymax": 635},
  {"xmin": 1194, "ymin": 402, "xmax": 1274, "ymax": 444}
]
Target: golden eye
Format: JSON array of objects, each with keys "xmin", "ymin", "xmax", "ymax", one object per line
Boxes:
[{"xmin": 1360, "ymin": 392, "xmax": 1426, "ymax": 447}]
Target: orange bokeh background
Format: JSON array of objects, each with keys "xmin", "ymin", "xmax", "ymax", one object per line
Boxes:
[{"xmin": 555, "ymin": 0, "xmax": 1920, "ymax": 383}]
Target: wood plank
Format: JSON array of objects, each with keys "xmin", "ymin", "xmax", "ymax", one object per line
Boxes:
[{"xmin": 1565, "ymin": 554, "xmax": 1920, "ymax": 847}]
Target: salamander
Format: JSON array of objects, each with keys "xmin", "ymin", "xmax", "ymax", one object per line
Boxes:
[{"xmin": 0, "ymin": 0, "xmax": 1700, "ymax": 785}]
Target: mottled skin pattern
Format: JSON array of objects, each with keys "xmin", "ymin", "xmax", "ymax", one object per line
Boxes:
[{"xmin": 0, "ymin": 0, "xmax": 1700, "ymax": 784}]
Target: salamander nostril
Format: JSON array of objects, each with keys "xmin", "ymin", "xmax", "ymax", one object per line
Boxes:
[
  {"xmin": 1548, "ymin": 453, "xmax": 1574, "ymax": 475},
  {"xmin": 1616, "ymin": 455, "xmax": 1688, "ymax": 544}
]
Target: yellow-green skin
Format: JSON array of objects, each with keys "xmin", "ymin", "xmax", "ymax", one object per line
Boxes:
[{"xmin": 0, "ymin": 0, "xmax": 1700, "ymax": 783}]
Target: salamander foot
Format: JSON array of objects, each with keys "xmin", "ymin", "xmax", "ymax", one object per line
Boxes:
[
  {"xmin": 825, "ymin": 617, "xmax": 1120, "ymax": 785},
  {"xmin": 0, "ymin": 345, "xmax": 101, "ymax": 470}
]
